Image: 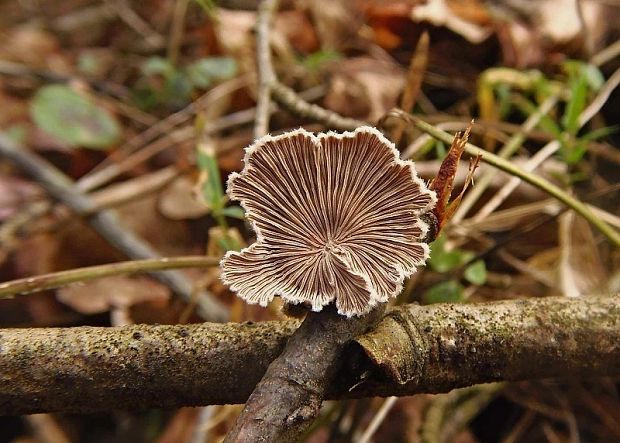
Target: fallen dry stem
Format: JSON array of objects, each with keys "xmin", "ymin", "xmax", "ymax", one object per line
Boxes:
[
  {"xmin": 270, "ymin": 81, "xmax": 365, "ymax": 131},
  {"xmin": 253, "ymin": 0, "xmax": 279, "ymax": 137},
  {"xmin": 0, "ymin": 256, "xmax": 220, "ymax": 299}
]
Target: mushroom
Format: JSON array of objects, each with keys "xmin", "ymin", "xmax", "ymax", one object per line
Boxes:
[{"xmin": 221, "ymin": 126, "xmax": 436, "ymax": 317}]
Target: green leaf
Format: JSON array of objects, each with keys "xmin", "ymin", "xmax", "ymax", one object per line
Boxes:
[
  {"xmin": 464, "ymin": 259, "xmax": 487, "ymax": 285},
  {"xmin": 31, "ymin": 85, "xmax": 121, "ymax": 149},
  {"xmin": 562, "ymin": 71, "xmax": 588, "ymax": 136},
  {"xmin": 582, "ymin": 64, "xmax": 605, "ymax": 91},
  {"xmin": 423, "ymin": 280, "xmax": 465, "ymax": 304},
  {"xmin": 185, "ymin": 57, "xmax": 237, "ymax": 89},
  {"xmin": 428, "ymin": 236, "xmax": 473, "ymax": 273},
  {"xmin": 219, "ymin": 205, "xmax": 245, "ymax": 220},
  {"xmin": 196, "ymin": 144, "xmax": 225, "ymax": 211},
  {"xmin": 300, "ymin": 50, "xmax": 342, "ymax": 72},
  {"xmin": 142, "ymin": 57, "xmax": 176, "ymax": 78},
  {"xmin": 581, "ymin": 125, "xmax": 619, "ymax": 141},
  {"xmin": 563, "ymin": 140, "xmax": 588, "ymax": 165}
]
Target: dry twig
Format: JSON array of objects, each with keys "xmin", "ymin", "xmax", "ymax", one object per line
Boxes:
[{"xmin": 253, "ymin": 0, "xmax": 279, "ymax": 137}]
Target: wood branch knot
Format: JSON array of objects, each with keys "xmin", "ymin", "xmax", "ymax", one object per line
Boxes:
[{"xmin": 356, "ymin": 307, "xmax": 428, "ymax": 384}]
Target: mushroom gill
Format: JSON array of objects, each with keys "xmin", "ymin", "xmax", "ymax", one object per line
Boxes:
[{"xmin": 221, "ymin": 126, "xmax": 436, "ymax": 317}]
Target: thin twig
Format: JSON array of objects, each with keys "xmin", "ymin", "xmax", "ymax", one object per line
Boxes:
[
  {"xmin": 472, "ymin": 140, "xmax": 561, "ymax": 221},
  {"xmin": 0, "ymin": 256, "xmax": 219, "ymax": 299},
  {"xmin": 391, "ymin": 32, "xmax": 429, "ymax": 144},
  {"xmin": 270, "ymin": 81, "xmax": 366, "ymax": 130},
  {"xmin": 356, "ymin": 396, "xmax": 398, "ymax": 443},
  {"xmin": 0, "ymin": 135, "xmax": 228, "ymax": 321},
  {"xmin": 167, "ymin": 0, "xmax": 189, "ymax": 64},
  {"xmin": 103, "ymin": 0, "xmax": 165, "ymax": 48},
  {"xmin": 590, "ymin": 38, "xmax": 620, "ymax": 67},
  {"xmin": 578, "ymin": 65, "xmax": 620, "ymax": 127},
  {"xmin": 253, "ymin": 0, "xmax": 279, "ymax": 138},
  {"xmin": 439, "ymin": 384, "xmax": 504, "ymax": 442}
]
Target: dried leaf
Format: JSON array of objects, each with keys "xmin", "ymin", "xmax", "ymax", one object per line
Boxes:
[
  {"xmin": 558, "ymin": 211, "xmax": 608, "ymax": 297},
  {"xmin": 412, "ymin": 0, "xmax": 492, "ymax": 43},
  {"xmin": 158, "ymin": 175, "xmax": 210, "ymax": 220},
  {"xmin": 57, "ymin": 276, "xmax": 169, "ymax": 314}
]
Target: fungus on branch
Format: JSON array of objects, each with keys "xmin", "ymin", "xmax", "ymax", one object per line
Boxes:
[{"xmin": 221, "ymin": 126, "xmax": 436, "ymax": 317}]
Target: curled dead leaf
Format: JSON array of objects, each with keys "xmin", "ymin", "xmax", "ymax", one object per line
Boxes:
[{"xmin": 57, "ymin": 275, "xmax": 170, "ymax": 315}]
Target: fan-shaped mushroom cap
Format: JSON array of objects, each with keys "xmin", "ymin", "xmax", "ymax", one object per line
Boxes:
[{"xmin": 221, "ymin": 126, "xmax": 436, "ymax": 317}]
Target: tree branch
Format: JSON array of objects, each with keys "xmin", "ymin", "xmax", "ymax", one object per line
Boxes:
[
  {"xmin": 1, "ymin": 296, "xmax": 618, "ymax": 416},
  {"xmin": 224, "ymin": 305, "xmax": 384, "ymax": 443}
]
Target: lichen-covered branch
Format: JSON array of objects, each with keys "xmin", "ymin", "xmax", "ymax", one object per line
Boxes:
[
  {"xmin": 350, "ymin": 295, "xmax": 620, "ymax": 396},
  {"xmin": 0, "ymin": 296, "xmax": 618, "ymax": 415}
]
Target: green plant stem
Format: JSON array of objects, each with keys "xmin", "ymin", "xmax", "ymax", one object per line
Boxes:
[
  {"xmin": 451, "ymin": 93, "xmax": 559, "ymax": 222},
  {"xmin": 0, "ymin": 256, "xmax": 220, "ymax": 299},
  {"xmin": 411, "ymin": 117, "xmax": 620, "ymax": 247}
]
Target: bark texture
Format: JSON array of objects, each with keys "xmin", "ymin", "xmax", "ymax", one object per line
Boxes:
[
  {"xmin": 0, "ymin": 296, "xmax": 618, "ymax": 416},
  {"xmin": 224, "ymin": 305, "xmax": 384, "ymax": 443}
]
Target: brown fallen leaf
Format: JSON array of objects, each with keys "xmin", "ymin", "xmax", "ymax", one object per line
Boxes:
[
  {"xmin": 412, "ymin": 0, "xmax": 492, "ymax": 44},
  {"xmin": 488, "ymin": 0, "xmax": 611, "ymax": 62},
  {"xmin": 558, "ymin": 211, "xmax": 608, "ymax": 298},
  {"xmin": 0, "ymin": 176, "xmax": 44, "ymax": 221},
  {"xmin": 0, "ymin": 25, "xmax": 64, "ymax": 70},
  {"xmin": 115, "ymin": 194, "xmax": 195, "ymax": 256},
  {"xmin": 324, "ymin": 57, "xmax": 405, "ymax": 122},
  {"xmin": 158, "ymin": 174, "xmax": 210, "ymax": 220},
  {"xmin": 57, "ymin": 275, "xmax": 170, "ymax": 315}
]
